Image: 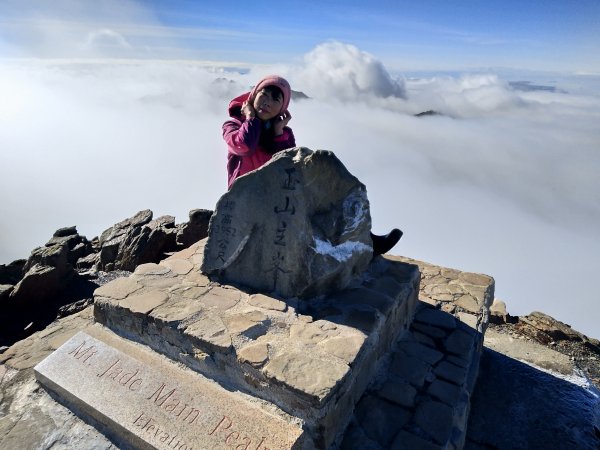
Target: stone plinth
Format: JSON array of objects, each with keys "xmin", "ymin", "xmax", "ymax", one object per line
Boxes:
[
  {"xmin": 94, "ymin": 239, "xmax": 420, "ymax": 448},
  {"xmin": 35, "ymin": 330, "xmax": 304, "ymax": 450},
  {"xmin": 341, "ymin": 257, "xmax": 496, "ymax": 450}
]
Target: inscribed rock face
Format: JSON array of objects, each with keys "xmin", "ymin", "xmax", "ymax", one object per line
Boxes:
[{"xmin": 201, "ymin": 147, "xmax": 373, "ymax": 298}]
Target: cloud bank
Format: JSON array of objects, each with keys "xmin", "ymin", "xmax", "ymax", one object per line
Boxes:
[
  {"xmin": 1, "ymin": 41, "xmax": 599, "ymax": 338},
  {"xmin": 293, "ymin": 41, "xmax": 406, "ymax": 101}
]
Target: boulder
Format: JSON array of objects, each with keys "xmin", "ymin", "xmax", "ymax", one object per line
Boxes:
[
  {"xmin": 176, "ymin": 208, "xmax": 213, "ymax": 248},
  {"xmin": 46, "ymin": 226, "xmax": 94, "ymax": 266},
  {"xmin": 76, "ymin": 253, "xmax": 99, "ymax": 271},
  {"xmin": 2, "ymin": 264, "xmax": 67, "ymax": 340},
  {"xmin": 23, "ymin": 226, "xmax": 94, "ymax": 279},
  {"xmin": 98, "ymin": 211, "xmax": 178, "ymax": 271},
  {"xmin": 9, "ymin": 264, "xmax": 63, "ymax": 307},
  {"xmin": 98, "ymin": 210, "xmax": 153, "ymax": 269},
  {"xmin": 0, "ymin": 284, "xmax": 13, "ymax": 302},
  {"xmin": 517, "ymin": 311, "xmax": 599, "ymax": 347},
  {"xmin": 0, "ymin": 259, "xmax": 26, "ymax": 285},
  {"xmin": 23, "ymin": 242, "xmax": 72, "ymax": 281},
  {"xmin": 489, "ymin": 298, "xmax": 511, "ymax": 324},
  {"xmin": 201, "ymin": 147, "xmax": 373, "ymax": 299}
]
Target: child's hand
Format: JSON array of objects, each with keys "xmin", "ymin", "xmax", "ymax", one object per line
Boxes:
[
  {"xmin": 273, "ymin": 111, "xmax": 292, "ymax": 136},
  {"xmin": 241, "ymin": 101, "xmax": 255, "ymax": 120}
]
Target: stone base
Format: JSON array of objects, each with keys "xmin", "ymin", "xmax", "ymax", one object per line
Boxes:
[
  {"xmin": 93, "ymin": 239, "xmax": 420, "ymax": 448},
  {"xmin": 34, "ymin": 327, "xmax": 304, "ymax": 450}
]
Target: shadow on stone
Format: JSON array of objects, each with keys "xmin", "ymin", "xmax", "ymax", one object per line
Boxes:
[{"xmin": 465, "ymin": 348, "xmax": 600, "ymax": 450}]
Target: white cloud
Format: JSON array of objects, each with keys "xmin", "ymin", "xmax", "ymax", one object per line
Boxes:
[
  {"xmin": 0, "ymin": 41, "xmax": 599, "ymax": 339},
  {"xmin": 291, "ymin": 41, "xmax": 406, "ymax": 102},
  {"xmin": 0, "ymin": 0, "xmax": 167, "ymax": 59},
  {"xmin": 83, "ymin": 28, "xmax": 132, "ymax": 53}
]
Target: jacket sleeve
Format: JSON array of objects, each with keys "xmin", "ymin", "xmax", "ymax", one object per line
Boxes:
[
  {"xmin": 222, "ymin": 117, "xmax": 261, "ymax": 156},
  {"xmin": 271, "ymin": 127, "xmax": 296, "ymax": 152}
]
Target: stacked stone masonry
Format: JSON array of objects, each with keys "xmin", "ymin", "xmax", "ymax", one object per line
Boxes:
[
  {"xmin": 341, "ymin": 255, "xmax": 495, "ymax": 449},
  {"xmin": 93, "ymin": 239, "xmax": 421, "ymax": 449},
  {"xmin": 0, "ymin": 246, "xmax": 494, "ymax": 449}
]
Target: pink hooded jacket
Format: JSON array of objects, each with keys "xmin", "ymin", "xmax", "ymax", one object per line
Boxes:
[{"xmin": 222, "ymin": 91, "xmax": 295, "ymax": 189}]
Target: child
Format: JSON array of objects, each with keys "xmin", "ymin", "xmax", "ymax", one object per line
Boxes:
[
  {"xmin": 223, "ymin": 75, "xmax": 295, "ymax": 189},
  {"xmin": 222, "ymin": 74, "xmax": 401, "ymax": 255}
]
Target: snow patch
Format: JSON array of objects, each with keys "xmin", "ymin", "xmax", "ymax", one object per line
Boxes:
[
  {"xmin": 518, "ymin": 358, "xmax": 600, "ymax": 397},
  {"xmin": 342, "ymin": 190, "xmax": 369, "ymax": 234},
  {"xmin": 312, "ymin": 238, "xmax": 371, "ymax": 262}
]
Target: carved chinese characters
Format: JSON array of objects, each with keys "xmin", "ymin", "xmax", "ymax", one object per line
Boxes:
[{"xmin": 201, "ymin": 147, "xmax": 373, "ymax": 299}]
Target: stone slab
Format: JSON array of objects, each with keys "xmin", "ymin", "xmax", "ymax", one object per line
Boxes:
[
  {"xmin": 201, "ymin": 148, "xmax": 373, "ymax": 299},
  {"xmin": 93, "ymin": 240, "xmax": 421, "ymax": 448},
  {"xmin": 34, "ymin": 331, "xmax": 304, "ymax": 450}
]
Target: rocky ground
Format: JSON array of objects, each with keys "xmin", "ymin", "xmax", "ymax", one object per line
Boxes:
[
  {"xmin": 487, "ymin": 311, "xmax": 600, "ymax": 389},
  {"xmin": 2, "ymin": 210, "xmax": 599, "ymax": 449},
  {"xmin": 465, "ymin": 309, "xmax": 600, "ymax": 450}
]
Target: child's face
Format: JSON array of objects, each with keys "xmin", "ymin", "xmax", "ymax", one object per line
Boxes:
[{"xmin": 253, "ymin": 89, "xmax": 283, "ymax": 121}]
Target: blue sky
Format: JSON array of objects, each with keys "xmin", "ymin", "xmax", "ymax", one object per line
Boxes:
[{"xmin": 1, "ymin": 0, "xmax": 599, "ymax": 72}]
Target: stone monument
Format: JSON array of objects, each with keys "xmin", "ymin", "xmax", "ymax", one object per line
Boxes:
[{"xmin": 201, "ymin": 147, "xmax": 373, "ymax": 299}]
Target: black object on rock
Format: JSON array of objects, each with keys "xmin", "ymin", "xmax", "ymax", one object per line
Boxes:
[{"xmin": 371, "ymin": 229, "xmax": 403, "ymax": 256}]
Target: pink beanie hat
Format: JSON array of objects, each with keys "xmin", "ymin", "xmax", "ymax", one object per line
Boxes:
[{"xmin": 249, "ymin": 75, "xmax": 291, "ymax": 114}]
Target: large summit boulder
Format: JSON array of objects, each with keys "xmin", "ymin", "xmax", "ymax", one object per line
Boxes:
[{"xmin": 201, "ymin": 147, "xmax": 373, "ymax": 299}]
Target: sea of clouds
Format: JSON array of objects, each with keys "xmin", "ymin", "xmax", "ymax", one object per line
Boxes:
[{"xmin": 1, "ymin": 41, "xmax": 599, "ymax": 337}]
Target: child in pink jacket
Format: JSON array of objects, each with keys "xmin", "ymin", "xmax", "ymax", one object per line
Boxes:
[
  {"xmin": 222, "ymin": 75, "xmax": 401, "ymax": 255},
  {"xmin": 223, "ymin": 75, "xmax": 296, "ymax": 189}
]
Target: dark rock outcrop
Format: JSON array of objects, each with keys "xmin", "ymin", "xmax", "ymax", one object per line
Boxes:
[
  {"xmin": 1, "ymin": 227, "xmax": 92, "ymax": 345},
  {"xmin": 0, "ymin": 209, "xmax": 212, "ymax": 347},
  {"xmin": 97, "ymin": 210, "xmax": 212, "ymax": 271},
  {"xmin": 98, "ymin": 209, "xmax": 154, "ymax": 271},
  {"xmin": 176, "ymin": 208, "xmax": 213, "ymax": 248},
  {"xmin": 0, "ymin": 259, "xmax": 26, "ymax": 285}
]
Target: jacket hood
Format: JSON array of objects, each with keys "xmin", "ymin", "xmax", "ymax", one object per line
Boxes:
[
  {"xmin": 248, "ymin": 75, "xmax": 291, "ymax": 114},
  {"xmin": 228, "ymin": 92, "xmax": 251, "ymax": 117}
]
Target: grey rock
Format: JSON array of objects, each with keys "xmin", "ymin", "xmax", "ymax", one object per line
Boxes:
[
  {"xmin": 445, "ymin": 329, "xmax": 475, "ymax": 356},
  {"xmin": 0, "ymin": 284, "xmax": 14, "ymax": 302},
  {"xmin": 52, "ymin": 226, "xmax": 78, "ymax": 237},
  {"xmin": 98, "ymin": 211, "xmax": 179, "ymax": 271},
  {"xmin": 202, "ymin": 147, "xmax": 373, "ymax": 299},
  {"xmin": 458, "ymin": 272, "xmax": 493, "ymax": 286},
  {"xmin": 76, "ymin": 252, "xmax": 99, "ymax": 271},
  {"xmin": 0, "ymin": 259, "xmax": 26, "ymax": 285},
  {"xmin": 489, "ymin": 298, "xmax": 510, "ymax": 324},
  {"xmin": 340, "ymin": 421, "xmax": 383, "ymax": 450},
  {"xmin": 376, "ymin": 380, "xmax": 417, "ymax": 408},
  {"xmin": 434, "ymin": 360, "xmax": 468, "ymax": 385},
  {"xmin": 176, "ymin": 208, "xmax": 212, "ymax": 248},
  {"xmin": 414, "ymin": 400, "xmax": 454, "ymax": 445},
  {"xmin": 9, "ymin": 265, "xmax": 64, "ymax": 306},
  {"xmin": 24, "ymin": 242, "xmax": 71, "ymax": 276},
  {"xmin": 355, "ymin": 395, "xmax": 411, "ymax": 446},
  {"xmin": 396, "ymin": 341, "xmax": 444, "ymax": 366},
  {"xmin": 427, "ymin": 378, "xmax": 464, "ymax": 405},
  {"xmin": 99, "ymin": 209, "xmax": 153, "ymax": 244},
  {"xmin": 390, "ymin": 353, "xmax": 432, "ymax": 388},
  {"xmin": 23, "ymin": 229, "xmax": 94, "ymax": 282},
  {"xmin": 411, "ymin": 322, "xmax": 448, "ymax": 339},
  {"xmin": 415, "ymin": 307, "xmax": 458, "ymax": 330},
  {"xmin": 410, "ymin": 329, "xmax": 436, "ymax": 347},
  {"xmin": 47, "ymin": 233, "xmax": 94, "ymax": 266},
  {"xmin": 520, "ymin": 311, "xmax": 595, "ymax": 344}
]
